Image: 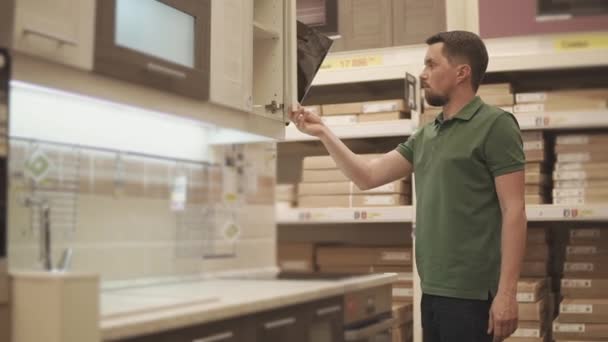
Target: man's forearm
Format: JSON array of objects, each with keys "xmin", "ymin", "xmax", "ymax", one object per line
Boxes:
[
  {"xmin": 497, "ymin": 207, "xmax": 527, "ymax": 296},
  {"xmin": 318, "ymin": 126, "xmax": 375, "ymax": 189}
]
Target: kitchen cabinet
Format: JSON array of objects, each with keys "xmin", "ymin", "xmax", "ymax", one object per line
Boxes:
[
  {"xmin": 254, "ymin": 302, "xmax": 308, "ymax": 342},
  {"xmin": 332, "ymin": 0, "xmax": 392, "ymax": 52},
  {"xmin": 392, "ymin": 0, "xmax": 446, "ymax": 46},
  {"xmin": 12, "ymin": 0, "xmax": 96, "ymax": 70},
  {"xmin": 120, "ymin": 316, "xmax": 256, "ymax": 342},
  {"xmin": 307, "ymin": 296, "xmax": 344, "ymax": 342}
]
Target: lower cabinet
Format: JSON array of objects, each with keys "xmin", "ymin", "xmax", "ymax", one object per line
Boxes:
[{"xmin": 115, "ymin": 296, "xmax": 344, "ymax": 342}]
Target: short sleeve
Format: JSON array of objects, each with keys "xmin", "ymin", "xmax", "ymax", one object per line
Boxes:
[
  {"xmin": 395, "ymin": 129, "xmax": 420, "ymax": 164},
  {"xmin": 484, "ymin": 113, "xmax": 526, "ymax": 178}
]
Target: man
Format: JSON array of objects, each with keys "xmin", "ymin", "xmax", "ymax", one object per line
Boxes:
[{"xmin": 290, "ymin": 31, "xmax": 527, "ymax": 342}]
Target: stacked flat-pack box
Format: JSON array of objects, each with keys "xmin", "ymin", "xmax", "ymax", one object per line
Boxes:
[
  {"xmin": 321, "ymin": 99, "xmax": 410, "ymax": 125},
  {"xmin": 391, "ymin": 302, "xmax": 414, "ymax": 342},
  {"xmin": 507, "ymin": 278, "xmax": 552, "ymax": 342},
  {"xmin": 392, "ymin": 272, "xmax": 414, "ymax": 304},
  {"xmin": 316, "ymin": 245, "xmax": 413, "ymax": 275},
  {"xmin": 553, "ymin": 227, "xmax": 608, "ymax": 341},
  {"xmin": 298, "ymin": 154, "xmax": 411, "ymax": 207},
  {"xmin": 522, "ymin": 131, "xmax": 551, "ymax": 204},
  {"xmin": 277, "ymin": 242, "xmax": 316, "ymax": 273},
  {"xmin": 0, "ymin": 259, "xmax": 9, "ymax": 342},
  {"xmin": 515, "ymin": 88, "xmax": 608, "ymax": 113},
  {"xmin": 276, "ymin": 184, "xmax": 296, "ymax": 208},
  {"xmin": 522, "ymin": 227, "xmax": 552, "ymax": 278},
  {"xmin": 479, "ymin": 83, "xmax": 515, "ymax": 108},
  {"xmin": 553, "ymin": 132, "xmax": 608, "ymax": 205}
]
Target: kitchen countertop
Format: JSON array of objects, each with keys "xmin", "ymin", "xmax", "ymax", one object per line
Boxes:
[{"xmin": 101, "ymin": 272, "xmax": 398, "ymax": 341}]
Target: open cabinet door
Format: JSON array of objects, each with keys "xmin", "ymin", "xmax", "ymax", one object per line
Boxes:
[
  {"xmin": 284, "ymin": 0, "xmax": 298, "ymax": 125},
  {"xmin": 0, "ymin": 48, "xmax": 10, "ymax": 342}
]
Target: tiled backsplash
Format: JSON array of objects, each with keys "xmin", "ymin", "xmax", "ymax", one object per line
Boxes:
[{"xmin": 7, "ymin": 140, "xmax": 277, "ymax": 281}]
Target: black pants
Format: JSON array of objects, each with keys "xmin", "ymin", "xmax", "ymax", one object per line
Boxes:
[{"xmin": 422, "ymin": 293, "xmax": 494, "ymax": 342}]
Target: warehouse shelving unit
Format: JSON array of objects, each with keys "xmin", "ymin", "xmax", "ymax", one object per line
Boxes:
[{"xmin": 277, "ymin": 31, "xmax": 608, "ymax": 342}]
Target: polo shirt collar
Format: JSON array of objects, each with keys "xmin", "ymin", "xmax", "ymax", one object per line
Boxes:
[{"xmin": 434, "ymin": 96, "xmax": 484, "ymax": 125}]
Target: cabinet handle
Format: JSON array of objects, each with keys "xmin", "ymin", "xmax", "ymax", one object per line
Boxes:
[
  {"xmin": 192, "ymin": 331, "xmax": 234, "ymax": 342},
  {"xmin": 264, "ymin": 317, "xmax": 296, "ymax": 330},
  {"xmin": 146, "ymin": 63, "xmax": 187, "ymax": 79},
  {"xmin": 22, "ymin": 28, "xmax": 77, "ymax": 46},
  {"xmin": 316, "ymin": 305, "xmax": 341, "ymax": 316}
]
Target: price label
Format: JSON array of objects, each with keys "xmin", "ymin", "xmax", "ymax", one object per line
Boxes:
[
  {"xmin": 561, "ymin": 304, "xmax": 593, "ymax": 314},
  {"xmin": 553, "ymin": 323, "xmax": 585, "ymax": 333},
  {"xmin": 517, "ymin": 293, "xmax": 535, "ymax": 302},
  {"xmin": 321, "ymin": 55, "xmax": 383, "ymax": 70},
  {"xmin": 567, "ymin": 246, "xmax": 597, "ymax": 255},
  {"xmin": 571, "ymin": 229, "xmax": 601, "ymax": 238},
  {"xmin": 564, "ymin": 262, "xmax": 594, "ymax": 272},
  {"xmin": 562, "ymin": 279, "xmax": 592, "ymax": 288},
  {"xmin": 555, "ymin": 33, "xmax": 608, "ymax": 51},
  {"xmin": 512, "ymin": 328, "xmax": 540, "ymax": 338}
]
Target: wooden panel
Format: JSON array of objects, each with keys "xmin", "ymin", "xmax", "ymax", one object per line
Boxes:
[
  {"xmin": 333, "ymin": 0, "xmax": 392, "ymax": 51},
  {"xmin": 13, "ymin": 0, "xmax": 95, "ymax": 69},
  {"xmin": 255, "ymin": 303, "xmax": 308, "ymax": 342},
  {"xmin": 392, "ymin": 0, "xmax": 446, "ymax": 46}
]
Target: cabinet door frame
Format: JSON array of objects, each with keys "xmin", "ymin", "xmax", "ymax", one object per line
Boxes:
[{"xmin": 94, "ymin": 0, "xmax": 211, "ymax": 100}]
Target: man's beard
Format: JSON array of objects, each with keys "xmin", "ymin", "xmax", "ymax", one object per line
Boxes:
[{"xmin": 425, "ymin": 90, "xmax": 449, "ymax": 107}]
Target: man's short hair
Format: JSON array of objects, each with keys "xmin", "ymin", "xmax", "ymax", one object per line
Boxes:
[{"xmin": 426, "ymin": 31, "xmax": 489, "ymax": 92}]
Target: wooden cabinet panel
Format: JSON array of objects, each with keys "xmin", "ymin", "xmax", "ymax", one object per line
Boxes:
[
  {"xmin": 254, "ymin": 303, "xmax": 308, "ymax": 342},
  {"xmin": 392, "ymin": 0, "xmax": 446, "ymax": 46},
  {"xmin": 119, "ymin": 316, "xmax": 255, "ymax": 342},
  {"xmin": 332, "ymin": 0, "xmax": 392, "ymax": 51},
  {"xmin": 307, "ymin": 296, "xmax": 344, "ymax": 342},
  {"xmin": 13, "ymin": 0, "xmax": 95, "ymax": 69}
]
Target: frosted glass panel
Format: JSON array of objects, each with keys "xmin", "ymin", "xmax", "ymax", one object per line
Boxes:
[{"xmin": 115, "ymin": 0, "xmax": 195, "ymax": 68}]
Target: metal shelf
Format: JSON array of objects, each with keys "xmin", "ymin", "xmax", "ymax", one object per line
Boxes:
[
  {"xmin": 515, "ymin": 110, "xmax": 608, "ymax": 131},
  {"xmin": 312, "ymin": 33, "xmax": 608, "ymax": 86},
  {"xmin": 527, "ymin": 204, "xmax": 608, "ymax": 221},
  {"xmin": 282, "ymin": 119, "xmax": 414, "ymax": 142},
  {"xmin": 276, "ymin": 204, "xmax": 608, "ymax": 224},
  {"xmin": 276, "ymin": 206, "xmax": 414, "ymax": 224}
]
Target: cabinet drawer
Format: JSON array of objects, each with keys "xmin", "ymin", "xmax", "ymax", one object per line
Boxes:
[
  {"xmin": 308, "ymin": 296, "xmax": 344, "ymax": 342},
  {"xmin": 255, "ymin": 303, "xmax": 308, "ymax": 342},
  {"xmin": 13, "ymin": 0, "xmax": 95, "ymax": 70}
]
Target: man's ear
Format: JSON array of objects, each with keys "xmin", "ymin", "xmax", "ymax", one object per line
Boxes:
[{"xmin": 456, "ymin": 64, "xmax": 472, "ymax": 85}]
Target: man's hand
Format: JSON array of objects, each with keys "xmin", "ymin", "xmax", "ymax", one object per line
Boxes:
[
  {"xmin": 488, "ymin": 292, "xmax": 518, "ymax": 341},
  {"xmin": 289, "ymin": 105, "xmax": 325, "ymax": 137}
]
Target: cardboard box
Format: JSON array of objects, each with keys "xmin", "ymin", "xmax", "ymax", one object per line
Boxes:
[
  {"xmin": 516, "ymin": 89, "xmax": 608, "ymax": 104},
  {"xmin": 526, "ymin": 194, "xmax": 549, "ymax": 204},
  {"xmin": 361, "ymin": 99, "xmax": 407, "ymax": 114},
  {"xmin": 523, "ymin": 140, "xmax": 545, "ymax": 152},
  {"xmin": 555, "ymin": 144, "xmax": 606, "ymax": 154},
  {"xmin": 517, "ymin": 278, "xmax": 546, "ymax": 303},
  {"xmin": 321, "ymin": 114, "xmax": 358, "ymax": 125},
  {"xmin": 507, "ymin": 321, "xmax": 544, "ymax": 340},
  {"xmin": 569, "ymin": 228, "xmax": 608, "ymax": 245},
  {"xmin": 554, "ymin": 179, "xmax": 608, "ymax": 189},
  {"xmin": 522, "ymin": 261, "xmax": 550, "ymax": 277},
  {"xmin": 298, "ymin": 180, "xmax": 410, "ymax": 196},
  {"xmin": 514, "ymin": 99, "xmax": 608, "ymax": 112},
  {"xmin": 521, "ymin": 131, "xmax": 544, "ymax": 142},
  {"xmin": 566, "ymin": 251, "xmax": 608, "ymax": 262},
  {"xmin": 557, "ymin": 152, "xmax": 608, "ymax": 163},
  {"xmin": 527, "ymin": 228, "xmax": 549, "ymax": 244},
  {"xmin": 0, "ymin": 259, "xmax": 7, "ymax": 305},
  {"xmin": 480, "ymin": 93, "xmax": 515, "ymax": 106},
  {"xmin": 526, "ymin": 162, "xmax": 549, "ymax": 174},
  {"xmin": 561, "ymin": 278, "xmax": 608, "ymax": 299},
  {"xmin": 301, "ymin": 169, "xmax": 349, "ymax": 183},
  {"xmin": 553, "ymin": 187, "xmax": 608, "ymax": 198},
  {"xmin": 553, "ymin": 169, "xmax": 608, "ymax": 181},
  {"xmin": 554, "ymin": 196, "xmax": 608, "ymax": 205},
  {"xmin": 563, "ymin": 260, "xmax": 608, "ymax": 278},
  {"xmin": 559, "ymin": 298, "xmax": 608, "ymax": 323},
  {"xmin": 519, "ymin": 297, "xmax": 546, "ymax": 321},
  {"xmin": 525, "ymin": 149, "xmax": 547, "ymax": 163},
  {"xmin": 525, "ymin": 185, "xmax": 546, "ymax": 195},
  {"xmin": 525, "ymin": 244, "xmax": 550, "ymax": 262},
  {"xmin": 555, "ymin": 161, "xmax": 608, "ymax": 171},
  {"xmin": 302, "ymin": 154, "xmax": 382, "ymax": 170},
  {"xmin": 298, "ymin": 194, "xmax": 409, "ymax": 208},
  {"xmin": 479, "ymin": 83, "xmax": 512, "ymax": 95},
  {"xmin": 276, "ymin": 184, "xmax": 296, "ymax": 202},
  {"xmin": 316, "ymin": 246, "xmax": 412, "ymax": 267},
  {"xmin": 322, "ymin": 102, "xmax": 362, "ymax": 116},
  {"xmin": 392, "ymin": 286, "xmax": 414, "ymax": 301},
  {"xmin": 392, "ymin": 322, "xmax": 413, "ymax": 342},
  {"xmin": 525, "ymin": 173, "xmax": 550, "ymax": 186},
  {"xmin": 277, "ymin": 243, "xmax": 315, "ymax": 273},
  {"xmin": 553, "ymin": 316, "xmax": 608, "ymax": 340},
  {"xmin": 358, "ymin": 111, "xmax": 408, "ymax": 122},
  {"xmin": 566, "ymin": 244, "xmax": 608, "ymax": 257},
  {"xmin": 557, "ymin": 133, "xmax": 608, "ymax": 146}
]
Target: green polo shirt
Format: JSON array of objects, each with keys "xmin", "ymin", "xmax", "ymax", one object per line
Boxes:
[{"xmin": 397, "ymin": 96, "xmax": 525, "ymax": 300}]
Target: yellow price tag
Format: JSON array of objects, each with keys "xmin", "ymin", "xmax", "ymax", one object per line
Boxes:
[
  {"xmin": 555, "ymin": 33, "xmax": 608, "ymax": 51},
  {"xmin": 321, "ymin": 55, "xmax": 383, "ymax": 70}
]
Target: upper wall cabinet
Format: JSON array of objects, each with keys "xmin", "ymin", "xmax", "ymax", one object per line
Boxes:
[
  {"xmin": 332, "ymin": 0, "xmax": 392, "ymax": 52},
  {"xmin": 12, "ymin": 0, "xmax": 96, "ymax": 69},
  {"xmin": 392, "ymin": 0, "xmax": 446, "ymax": 46}
]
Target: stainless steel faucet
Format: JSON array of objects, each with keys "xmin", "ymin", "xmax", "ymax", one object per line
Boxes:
[{"xmin": 21, "ymin": 196, "xmax": 72, "ymax": 272}]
